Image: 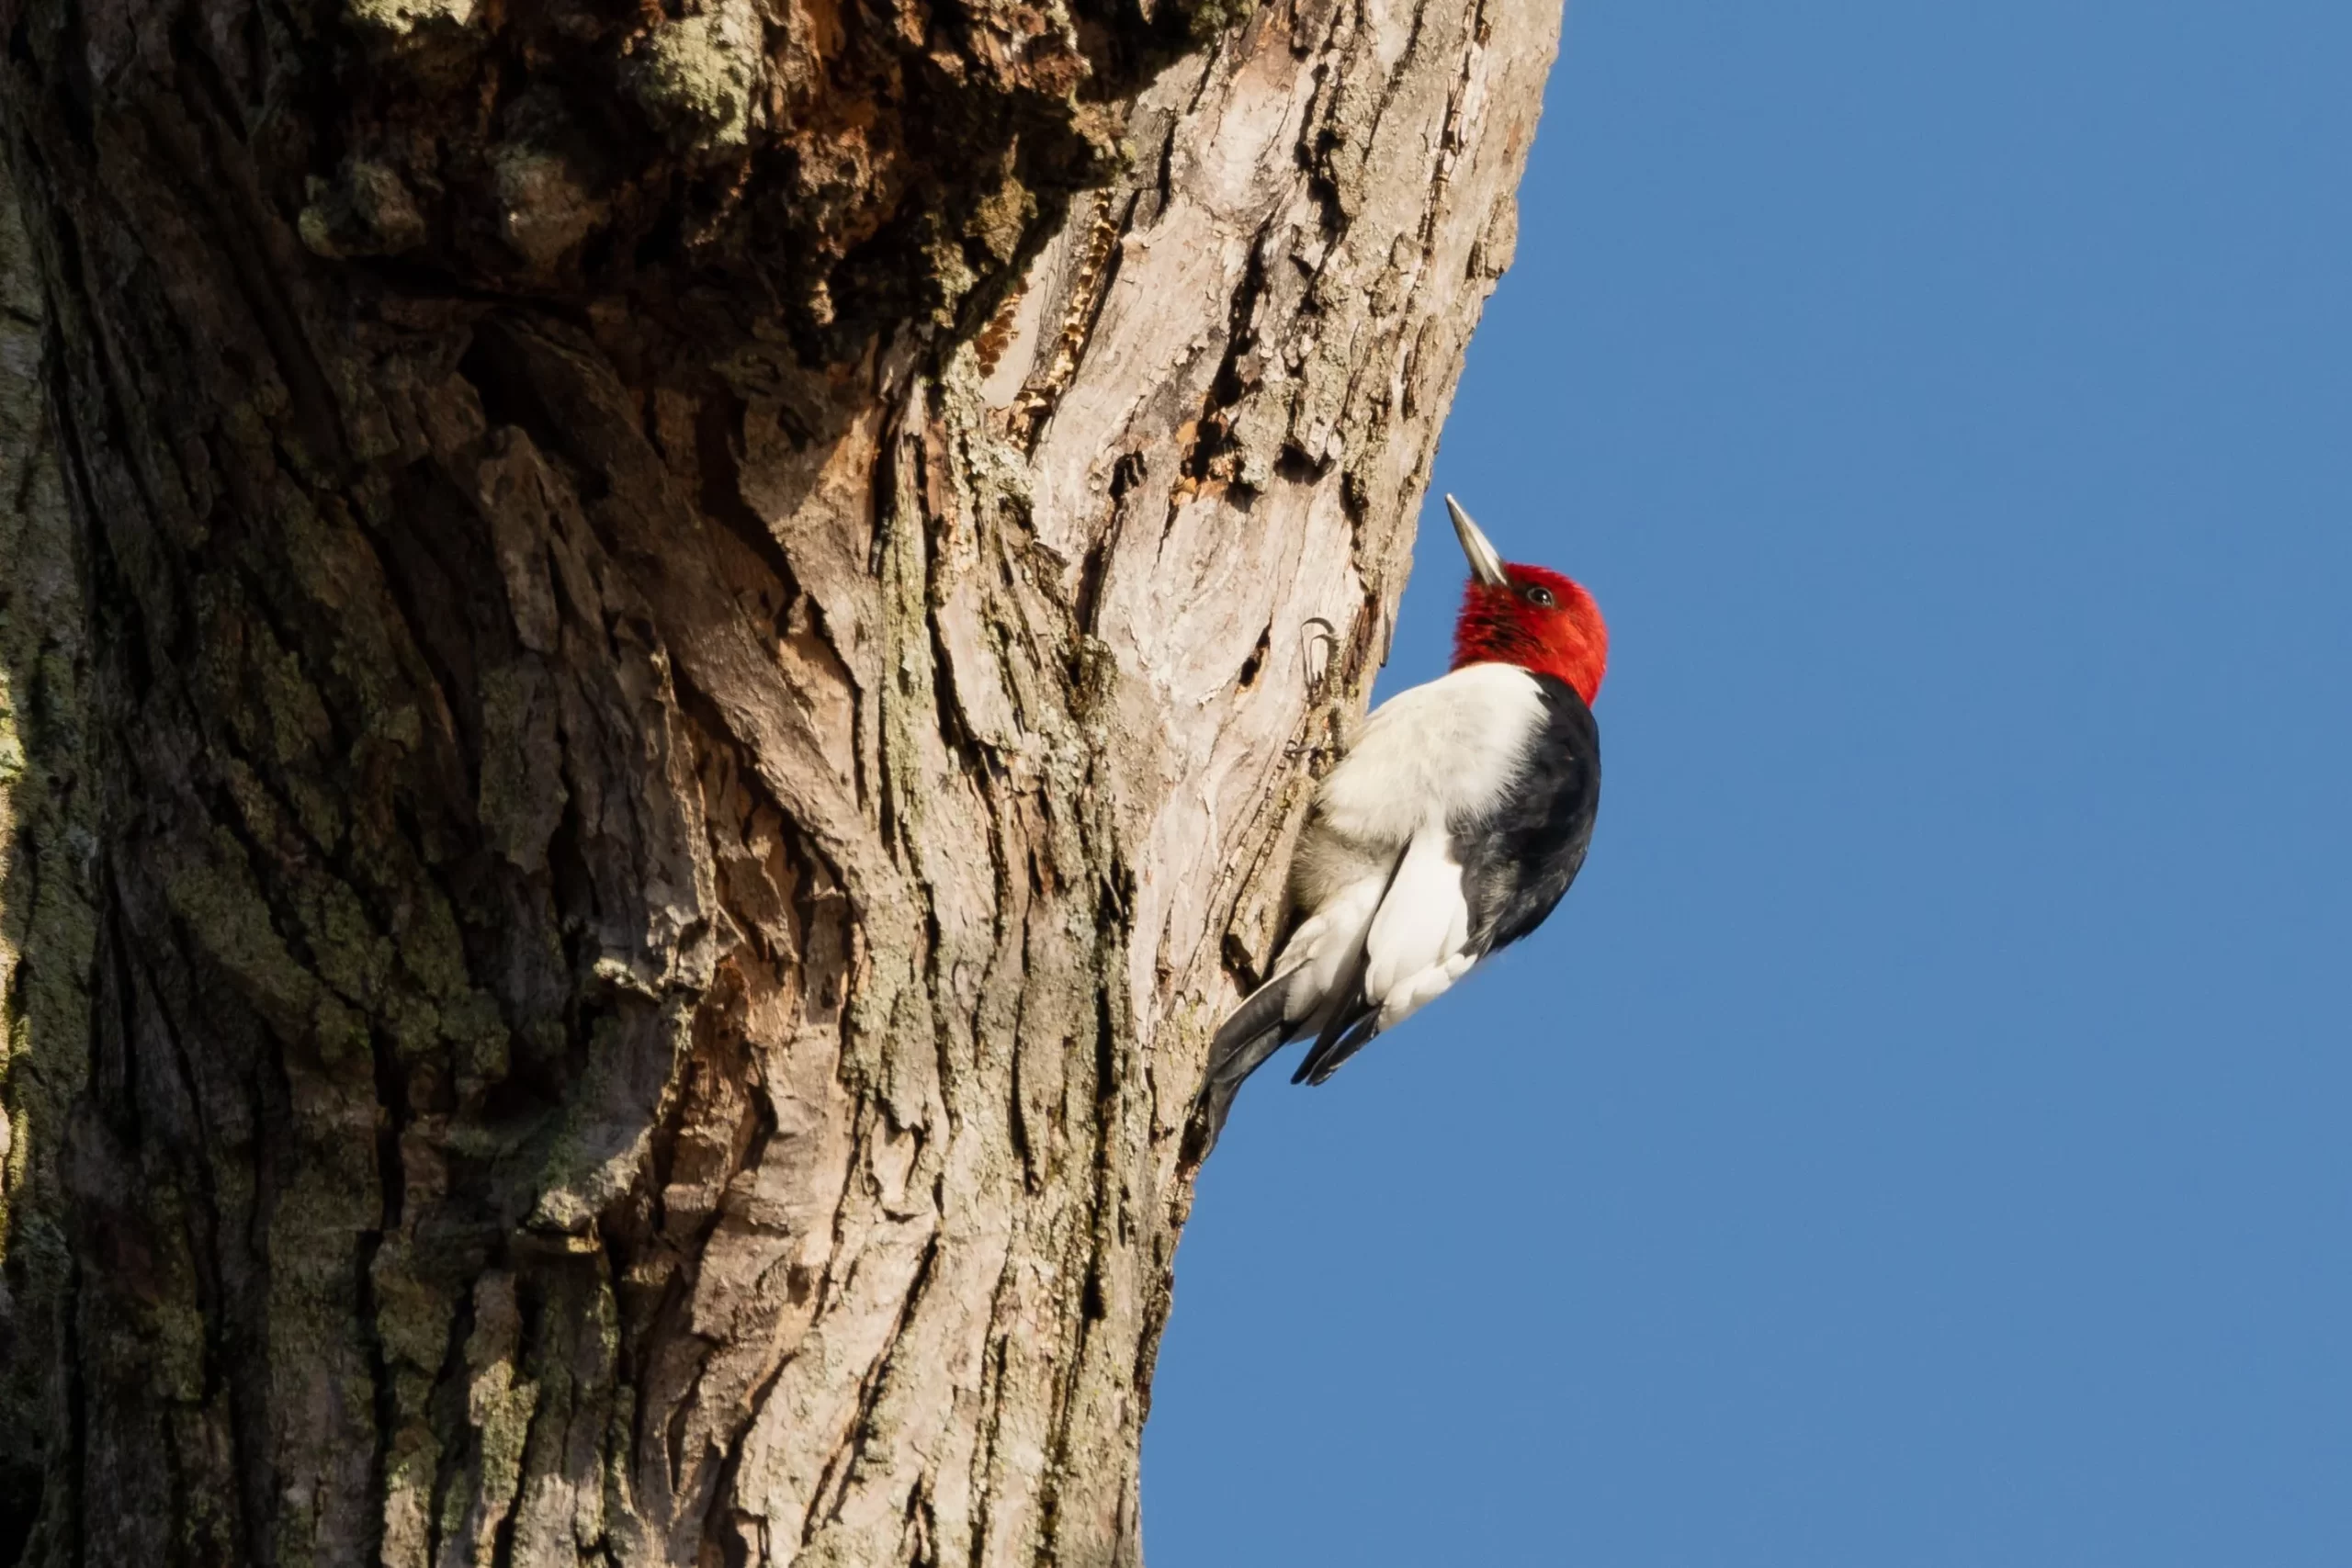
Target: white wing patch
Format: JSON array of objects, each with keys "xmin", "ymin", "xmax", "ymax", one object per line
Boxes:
[
  {"xmin": 1363, "ymin": 821, "xmax": 1469, "ymax": 1005},
  {"xmin": 1358, "ymin": 818, "xmax": 1480, "ymax": 1033}
]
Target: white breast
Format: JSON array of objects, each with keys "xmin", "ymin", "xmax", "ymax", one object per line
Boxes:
[{"xmin": 1311, "ymin": 661, "xmax": 1544, "ymax": 850}]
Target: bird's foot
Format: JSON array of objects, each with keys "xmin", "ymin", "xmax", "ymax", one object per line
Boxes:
[{"xmin": 1299, "ymin": 616, "xmax": 1338, "ymax": 698}]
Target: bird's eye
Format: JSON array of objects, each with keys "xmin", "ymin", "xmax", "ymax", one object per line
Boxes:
[{"xmin": 1524, "ymin": 585, "xmax": 1556, "ymax": 609}]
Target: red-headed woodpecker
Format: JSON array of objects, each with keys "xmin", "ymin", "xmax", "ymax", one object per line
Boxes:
[{"xmin": 1197, "ymin": 497, "xmax": 1607, "ymax": 1141}]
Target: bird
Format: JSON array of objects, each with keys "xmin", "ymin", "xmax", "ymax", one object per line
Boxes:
[{"xmin": 1194, "ymin": 495, "xmax": 1606, "ymax": 1146}]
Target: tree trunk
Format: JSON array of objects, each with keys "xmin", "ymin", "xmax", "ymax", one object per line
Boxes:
[
  {"xmin": 0, "ymin": 147, "xmax": 95, "ymax": 1561},
  {"xmin": 0, "ymin": 0, "xmax": 1557, "ymax": 1554}
]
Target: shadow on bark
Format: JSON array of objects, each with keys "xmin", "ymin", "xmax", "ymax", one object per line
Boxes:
[{"xmin": 0, "ymin": 154, "xmax": 96, "ymax": 1565}]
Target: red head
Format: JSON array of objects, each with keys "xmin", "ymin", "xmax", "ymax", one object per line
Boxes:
[{"xmin": 1444, "ymin": 496, "xmax": 1608, "ymax": 705}]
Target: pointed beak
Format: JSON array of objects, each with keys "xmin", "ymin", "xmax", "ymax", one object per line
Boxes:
[{"xmin": 1446, "ymin": 494, "xmax": 1510, "ymax": 588}]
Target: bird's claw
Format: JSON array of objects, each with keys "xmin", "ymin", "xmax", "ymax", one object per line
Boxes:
[{"xmin": 1300, "ymin": 616, "xmax": 1338, "ymax": 696}]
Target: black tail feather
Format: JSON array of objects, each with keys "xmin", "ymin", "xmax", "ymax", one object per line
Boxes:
[
  {"xmin": 1193, "ymin": 970, "xmax": 1302, "ymax": 1151},
  {"xmin": 1205, "ymin": 972, "xmax": 1295, "ymax": 1084},
  {"xmin": 1294, "ymin": 1010, "xmax": 1381, "ymax": 1086},
  {"xmin": 1289, "ymin": 918, "xmax": 1379, "ymax": 1088},
  {"xmin": 1194, "ymin": 1026, "xmax": 1279, "ymax": 1151}
]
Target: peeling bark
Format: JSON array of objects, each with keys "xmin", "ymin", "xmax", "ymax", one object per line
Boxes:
[{"xmin": 0, "ymin": 0, "xmax": 1560, "ymax": 1555}]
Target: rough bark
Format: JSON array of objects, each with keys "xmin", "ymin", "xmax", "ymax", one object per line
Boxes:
[
  {"xmin": 1, "ymin": 148, "xmax": 96, "ymax": 1561},
  {"xmin": 0, "ymin": 0, "xmax": 1558, "ymax": 1555}
]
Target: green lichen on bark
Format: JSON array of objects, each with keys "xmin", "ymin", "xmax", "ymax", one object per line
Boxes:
[{"xmin": 630, "ymin": 0, "xmax": 763, "ymax": 155}]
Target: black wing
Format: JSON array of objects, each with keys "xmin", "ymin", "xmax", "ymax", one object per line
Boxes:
[{"xmin": 1455, "ymin": 674, "xmax": 1600, "ymax": 958}]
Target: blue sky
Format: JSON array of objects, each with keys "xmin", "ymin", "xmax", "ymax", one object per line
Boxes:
[{"xmin": 1146, "ymin": 3, "xmax": 2352, "ymax": 1563}]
